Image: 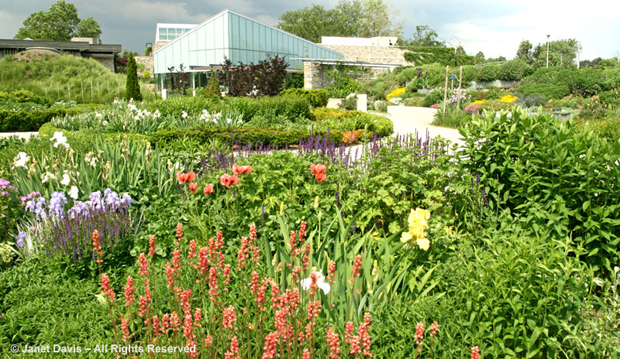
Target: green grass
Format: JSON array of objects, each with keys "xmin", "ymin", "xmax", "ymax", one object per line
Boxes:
[{"xmin": 0, "ymin": 54, "xmax": 156, "ymax": 104}]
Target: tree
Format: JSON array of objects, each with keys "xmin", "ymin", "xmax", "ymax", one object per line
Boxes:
[
  {"xmin": 515, "ymin": 40, "xmax": 534, "ymax": 64},
  {"xmin": 408, "ymin": 25, "xmax": 445, "ymax": 47},
  {"xmin": 474, "ymin": 51, "xmax": 485, "ymax": 64},
  {"xmin": 357, "ymin": 0, "xmax": 404, "ymax": 38},
  {"xmin": 76, "ymin": 17, "xmax": 102, "ymax": 38},
  {"xmin": 15, "ymin": 1, "xmax": 102, "ymax": 41},
  {"xmin": 125, "ymin": 54, "xmax": 142, "ymax": 101},
  {"xmin": 277, "ymin": 0, "xmax": 404, "ymax": 42},
  {"xmin": 531, "ymin": 39, "xmax": 579, "ymax": 68}
]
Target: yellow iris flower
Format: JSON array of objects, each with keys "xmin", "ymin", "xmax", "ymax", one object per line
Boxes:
[{"xmin": 401, "ymin": 208, "xmax": 431, "ymax": 251}]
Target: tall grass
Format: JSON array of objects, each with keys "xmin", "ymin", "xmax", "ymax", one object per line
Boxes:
[{"xmin": 0, "ymin": 54, "xmax": 157, "ymax": 103}]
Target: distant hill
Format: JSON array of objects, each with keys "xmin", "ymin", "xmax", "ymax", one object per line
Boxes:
[{"xmin": 0, "ymin": 54, "xmax": 155, "ymax": 103}]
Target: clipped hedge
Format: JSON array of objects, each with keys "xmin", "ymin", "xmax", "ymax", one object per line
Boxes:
[
  {"xmin": 221, "ymin": 96, "xmax": 311, "ymax": 122},
  {"xmin": 0, "ymin": 108, "xmax": 82, "ymax": 132},
  {"xmin": 515, "ymin": 83, "xmax": 570, "ymax": 100},
  {"xmin": 148, "ymin": 127, "xmax": 344, "ymax": 149},
  {"xmin": 280, "ymin": 89, "xmax": 330, "ymax": 108},
  {"xmin": 0, "ymin": 89, "xmax": 51, "ymax": 106}
]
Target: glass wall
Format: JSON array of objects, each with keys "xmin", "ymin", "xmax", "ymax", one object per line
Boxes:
[{"xmin": 157, "ymin": 27, "xmax": 194, "ymax": 41}]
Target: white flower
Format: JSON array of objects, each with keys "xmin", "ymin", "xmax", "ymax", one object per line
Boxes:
[
  {"xmin": 95, "ymin": 113, "xmax": 103, "ymax": 120},
  {"xmin": 68, "ymin": 186, "xmax": 79, "ymax": 200},
  {"xmin": 102, "ymin": 120, "xmax": 108, "ymax": 126},
  {"xmin": 154, "ymin": 109, "xmax": 161, "ymax": 118},
  {"xmin": 41, "ymin": 172, "xmax": 56, "ymax": 183},
  {"xmin": 60, "ymin": 172, "xmax": 71, "ymax": 186},
  {"xmin": 182, "ymin": 111, "xmax": 188, "ymax": 118},
  {"xmin": 13, "ymin": 152, "xmax": 30, "ymax": 169},
  {"xmin": 300, "ymin": 270, "xmax": 331, "ymax": 294},
  {"xmin": 51, "ymin": 131, "xmax": 69, "ymax": 148},
  {"xmin": 227, "ymin": 118, "xmax": 232, "ymax": 124}
]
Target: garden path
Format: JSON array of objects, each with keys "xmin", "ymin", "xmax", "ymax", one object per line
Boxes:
[
  {"xmin": 0, "ymin": 131, "xmax": 38, "ymax": 140},
  {"xmin": 374, "ymin": 108, "xmax": 464, "ymax": 146}
]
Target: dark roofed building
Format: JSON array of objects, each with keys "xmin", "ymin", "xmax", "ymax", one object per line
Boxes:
[{"xmin": 0, "ymin": 38, "xmax": 122, "ymax": 72}]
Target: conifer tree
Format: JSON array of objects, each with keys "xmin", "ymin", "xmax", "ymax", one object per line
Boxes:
[{"xmin": 125, "ymin": 54, "xmax": 142, "ymax": 101}]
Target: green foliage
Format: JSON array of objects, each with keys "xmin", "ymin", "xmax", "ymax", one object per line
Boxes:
[
  {"xmin": 0, "ymin": 257, "xmax": 114, "ymax": 357},
  {"xmin": 403, "ymin": 46, "xmax": 475, "ymax": 66},
  {"xmin": 423, "ymin": 89, "xmax": 444, "ymax": 107},
  {"xmin": 125, "ymin": 54, "xmax": 142, "ymax": 101},
  {"xmin": 520, "ymin": 67, "xmax": 609, "ymax": 97},
  {"xmin": 283, "ymin": 72, "xmax": 304, "ymax": 89},
  {"xmin": 149, "ymin": 127, "xmax": 344, "ymax": 149},
  {"xmin": 598, "ymin": 89, "xmax": 620, "ymax": 109},
  {"xmin": 0, "ymin": 55, "xmax": 155, "ymax": 104},
  {"xmin": 325, "ymin": 71, "xmax": 362, "ymax": 98},
  {"xmin": 76, "ymin": 16, "xmax": 102, "ymax": 38},
  {"xmin": 280, "ymin": 89, "xmax": 329, "ymax": 108},
  {"xmin": 459, "ymin": 108, "xmax": 620, "ymax": 273},
  {"xmin": 0, "ymin": 90, "xmax": 51, "ymax": 106},
  {"xmin": 227, "ymin": 95, "xmax": 311, "ymax": 122},
  {"xmin": 276, "ymin": 0, "xmax": 403, "ymax": 42},
  {"xmin": 15, "ymin": 1, "xmax": 80, "ymax": 41},
  {"xmin": 516, "ymin": 83, "xmax": 570, "ymax": 99},
  {"xmin": 316, "ymin": 112, "xmax": 393, "ymax": 137},
  {"xmin": 203, "ymin": 75, "xmax": 222, "ymax": 99},
  {"xmin": 0, "ymin": 108, "xmax": 81, "ymax": 131},
  {"xmin": 432, "ymin": 106, "xmax": 473, "ymax": 128}
]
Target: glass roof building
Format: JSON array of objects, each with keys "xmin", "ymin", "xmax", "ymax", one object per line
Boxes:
[
  {"xmin": 153, "ymin": 9, "xmax": 343, "ymax": 87},
  {"xmin": 156, "ymin": 24, "xmax": 197, "ymax": 42}
]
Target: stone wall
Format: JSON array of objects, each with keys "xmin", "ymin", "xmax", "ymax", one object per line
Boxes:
[
  {"xmin": 321, "ymin": 45, "xmax": 413, "ymax": 65},
  {"xmin": 94, "ymin": 57, "xmax": 114, "ymax": 72},
  {"xmin": 135, "ymin": 55, "xmax": 154, "ymax": 77},
  {"xmin": 304, "ymin": 62, "xmax": 324, "ymax": 90}
]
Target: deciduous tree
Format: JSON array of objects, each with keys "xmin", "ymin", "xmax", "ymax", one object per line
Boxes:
[{"xmin": 15, "ymin": 1, "xmax": 102, "ymax": 41}]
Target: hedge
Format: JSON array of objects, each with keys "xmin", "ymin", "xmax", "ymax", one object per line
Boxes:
[
  {"xmin": 148, "ymin": 127, "xmax": 344, "ymax": 149},
  {"xmin": 0, "ymin": 108, "xmax": 81, "ymax": 132},
  {"xmin": 38, "ymin": 122, "xmax": 149, "ymax": 143},
  {"xmin": 280, "ymin": 89, "xmax": 330, "ymax": 108},
  {"xmin": 515, "ymin": 83, "xmax": 571, "ymax": 100}
]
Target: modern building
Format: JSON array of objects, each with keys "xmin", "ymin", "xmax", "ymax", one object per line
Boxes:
[
  {"xmin": 0, "ymin": 38, "xmax": 122, "ymax": 71},
  {"xmin": 152, "ymin": 9, "xmax": 344, "ymax": 89},
  {"xmin": 154, "ymin": 23, "xmax": 197, "ymax": 50}
]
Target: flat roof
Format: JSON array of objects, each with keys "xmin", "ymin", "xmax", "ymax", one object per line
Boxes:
[{"xmin": 0, "ymin": 39, "xmax": 121, "ymax": 53}]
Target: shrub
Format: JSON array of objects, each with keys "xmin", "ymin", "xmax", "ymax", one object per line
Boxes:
[
  {"xmin": 374, "ymin": 100, "xmax": 388, "ymax": 112},
  {"xmin": 222, "ymin": 55, "xmax": 288, "ymax": 97},
  {"xmin": 203, "ymin": 75, "xmax": 223, "ymax": 99},
  {"xmin": 497, "ymin": 59, "xmax": 534, "ymax": 81},
  {"xmin": 149, "ymin": 127, "xmax": 344, "ymax": 149},
  {"xmin": 422, "ymin": 89, "xmax": 445, "ymax": 107},
  {"xmin": 310, "ymin": 108, "xmax": 348, "ymax": 121},
  {"xmin": 0, "ymin": 90, "xmax": 51, "ymax": 106},
  {"xmin": 516, "ymin": 83, "xmax": 570, "ymax": 99},
  {"xmin": 125, "ymin": 54, "xmax": 142, "ymax": 102},
  {"xmin": 459, "ymin": 108, "xmax": 620, "ymax": 273},
  {"xmin": 0, "ymin": 108, "xmax": 82, "ymax": 132},
  {"xmin": 280, "ymin": 88, "xmax": 329, "ymax": 108},
  {"xmin": 598, "ymin": 90, "xmax": 620, "ymax": 109},
  {"xmin": 227, "ymin": 96, "xmax": 311, "ymax": 122}
]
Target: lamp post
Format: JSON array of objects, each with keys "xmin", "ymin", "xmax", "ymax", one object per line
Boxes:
[{"xmin": 546, "ymin": 35, "xmax": 550, "ymax": 68}]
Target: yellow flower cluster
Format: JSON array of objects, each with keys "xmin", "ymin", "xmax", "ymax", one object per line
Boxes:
[
  {"xmin": 386, "ymin": 87, "xmax": 406, "ymax": 100},
  {"xmin": 400, "ymin": 208, "xmax": 431, "ymax": 250},
  {"xmin": 499, "ymin": 95, "xmax": 518, "ymax": 103},
  {"xmin": 469, "ymin": 99, "xmax": 487, "ymax": 106}
]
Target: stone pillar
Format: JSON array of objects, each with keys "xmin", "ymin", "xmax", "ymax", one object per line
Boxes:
[
  {"xmin": 304, "ymin": 62, "xmax": 324, "ymax": 90},
  {"xmin": 356, "ymin": 94, "xmax": 367, "ymax": 112}
]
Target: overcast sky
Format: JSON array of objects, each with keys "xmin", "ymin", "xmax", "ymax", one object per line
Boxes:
[{"xmin": 0, "ymin": 0, "xmax": 617, "ymax": 61}]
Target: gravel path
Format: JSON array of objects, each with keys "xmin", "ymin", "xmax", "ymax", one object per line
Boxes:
[{"xmin": 378, "ymin": 107, "xmax": 463, "ymax": 146}]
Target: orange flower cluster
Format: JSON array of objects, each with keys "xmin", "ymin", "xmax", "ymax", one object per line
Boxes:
[{"xmin": 310, "ymin": 163, "xmax": 327, "ymax": 182}]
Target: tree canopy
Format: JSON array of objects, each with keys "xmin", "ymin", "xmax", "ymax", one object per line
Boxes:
[
  {"xmin": 15, "ymin": 1, "xmax": 102, "ymax": 41},
  {"xmin": 277, "ymin": 0, "xmax": 404, "ymax": 43},
  {"xmin": 516, "ymin": 38, "xmax": 580, "ymax": 68}
]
